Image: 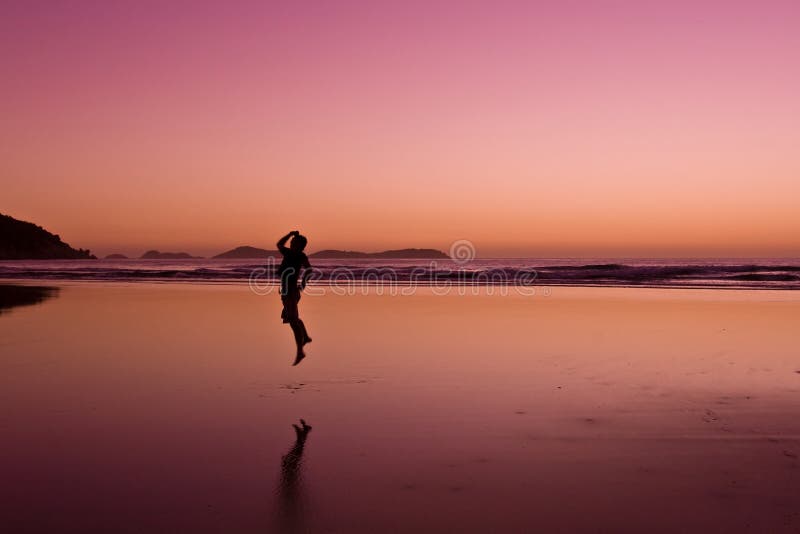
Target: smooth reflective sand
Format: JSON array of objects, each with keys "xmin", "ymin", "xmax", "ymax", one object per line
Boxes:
[{"xmin": 1, "ymin": 283, "xmax": 799, "ymax": 533}]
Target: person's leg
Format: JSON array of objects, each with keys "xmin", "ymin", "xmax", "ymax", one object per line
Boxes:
[
  {"xmin": 289, "ymin": 291, "xmax": 310, "ymax": 344},
  {"xmin": 283, "ymin": 291, "xmax": 299, "ymax": 326},
  {"xmin": 297, "ymin": 319, "xmax": 311, "ymax": 344},
  {"xmin": 284, "ymin": 292, "xmax": 306, "ymax": 365},
  {"xmin": 280, "ymin": 294, "xmax": 290, "ymax": 323},
  {"xmin": 280, "ymin": 279, "xmax": 289, "ymax": 322},
  {"xmin": 289, "ymin": 319, "xmax": 305, "ymax": 348},
  {"xmin": 290, "ymin": 318, "xmax": 306, "ymax": 366}
]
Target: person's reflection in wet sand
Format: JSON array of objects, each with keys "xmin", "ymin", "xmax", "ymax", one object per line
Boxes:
[{"xmin": 276, "ymin": 419, "xmax": 312, "ymax": 533}]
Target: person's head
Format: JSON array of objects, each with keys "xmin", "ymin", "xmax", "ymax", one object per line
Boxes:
[{"xmin": 290, "ymin": 234, "xmax": 307, "ymax": 252}]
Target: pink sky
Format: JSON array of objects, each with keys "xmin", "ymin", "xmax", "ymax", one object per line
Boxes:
[{"xmin": 1, "ymin": 1, "xmax": 799, "ymax": 257}]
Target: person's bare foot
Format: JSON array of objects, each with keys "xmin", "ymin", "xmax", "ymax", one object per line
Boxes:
[
  {"xmin": 293, "ymin": 419, "xmax": 312, "ymax": 437},
  {"xmin": 299, "ymin": 419, "xmax": 312, "ymax": 433},
  {"xmin": 303, "ymin": 336, "xmax": 312, "ymax": 346},
  {"xmin": 292, "ymin": 349, "xmax": 306, "ymax": 366}
]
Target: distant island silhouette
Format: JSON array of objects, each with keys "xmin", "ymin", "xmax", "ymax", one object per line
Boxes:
[
  {"xmin": 0, "ymin": 213, "xmax": 96, "ymax": 260},
  {"xmin": 140, "ymin": 250, "xmax": 202, "ymax": 259},
  {"xmin": 213, "ymin": 246, "xmax": 449, "ymax": 259},
  {"xmin": 213, "ymin": 246, "xmax": 280, "ymax": 259},
  {"xmin": 0, "ymin": 213, "xmax": 450, "ymax": 261},
  {"xmin": 310, "ymin": 248, "xmax": 449, "ymax": 259}
]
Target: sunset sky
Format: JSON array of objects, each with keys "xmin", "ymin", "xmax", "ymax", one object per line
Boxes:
[{"xmin": 2, "ymin": 1, "xmax": 798, "ymax": 258}]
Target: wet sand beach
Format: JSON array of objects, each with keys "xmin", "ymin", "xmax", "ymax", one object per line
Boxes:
[{"xmin": 1, "ymin": 283, "xmax": 799, "ymax": 533}]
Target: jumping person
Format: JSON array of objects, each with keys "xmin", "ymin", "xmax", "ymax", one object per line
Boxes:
[{"xmin": 277, "ymin": 230, "xmax": 312, "ymax": 365}]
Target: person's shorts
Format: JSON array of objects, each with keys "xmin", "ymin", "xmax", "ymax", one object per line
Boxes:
[{"xmin": 281, "ymin": 290, "xmax": 300, "ymax": 323}]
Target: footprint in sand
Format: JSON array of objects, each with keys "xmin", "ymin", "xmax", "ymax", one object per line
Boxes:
[{"xmin": 702, "ymin": 409, "xmax": 720, "ymax": 423}]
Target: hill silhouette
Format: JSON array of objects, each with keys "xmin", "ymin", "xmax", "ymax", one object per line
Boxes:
[
  {"xmin": 140, "ymin": 250, "xmax": 202, "ymax": 259},
  {"xmin": 310, "ymin": 248, "xmax": 449, "ymax": 259},
  {"xmin": 213, "ymin": 246, "xmax": 280, "ymax": 259},
  {"xmin": 0, "ymin": 213, "xmax": 96, "ymax": 260}
]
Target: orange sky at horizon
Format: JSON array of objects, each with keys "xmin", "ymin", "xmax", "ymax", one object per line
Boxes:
[{"xmin": 2, "ymin": 1, "xmax": 799, "ymax": 258}]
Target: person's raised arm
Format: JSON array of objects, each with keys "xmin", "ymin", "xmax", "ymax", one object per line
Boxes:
[{"xmin": 277, "ymin": 230, "xmax": 298, "ymax": 254}]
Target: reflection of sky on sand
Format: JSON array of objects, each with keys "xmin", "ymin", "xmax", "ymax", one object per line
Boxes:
[{"xmin": 0, "ymin": 284, "xmax": 799, "ymax": 532}]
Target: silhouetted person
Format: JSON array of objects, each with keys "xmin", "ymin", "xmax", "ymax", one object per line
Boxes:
[
  {"xmin": 276, "ymin": 419, "xmax": 312, "ymax": 533},
  {"xmin": 277, "ymin": 230, "xmax": 312, "ymax": 365}
]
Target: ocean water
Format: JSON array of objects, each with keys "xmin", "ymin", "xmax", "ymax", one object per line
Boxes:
[{"xmin": 0, "ymin": 257, "xmax": 799, "ymax": 288}]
